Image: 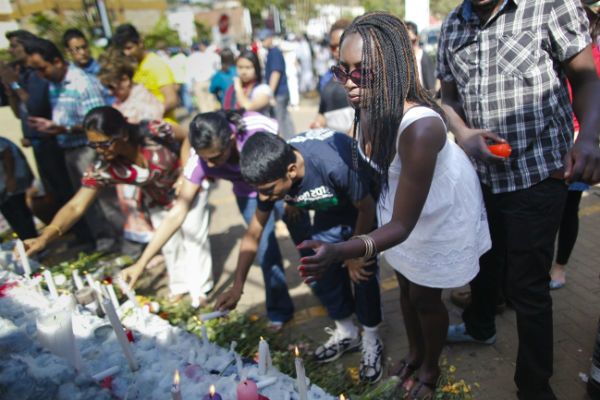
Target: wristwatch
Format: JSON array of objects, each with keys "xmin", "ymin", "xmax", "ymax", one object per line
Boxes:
[{"xmin": 9, "ymin": 81, "xmax": 21, "ymax": 91}]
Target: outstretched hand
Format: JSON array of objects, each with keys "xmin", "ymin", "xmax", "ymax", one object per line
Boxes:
[
  {"xmin": 296, "ymin": 240, "xmax": 339, "ymax": 283},
  {"xmin": 19, "ymin": 237, "xmax": 47, "ymax": 258},
  {"xmin": 215, "ymin": 286, "xmax": 243, "ymax": 312},
  {"xmin": 120, "ymin": 262, "xmax": 145, "ymax": 289}
]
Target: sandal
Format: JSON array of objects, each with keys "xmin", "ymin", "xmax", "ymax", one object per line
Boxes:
[
  {"xmin": 407, "ymin": 377, "xmax": 437, "ymax": 400},
  {"xmin": 389, "ymin": 359, "xmax": 420, "ymax": 392}
]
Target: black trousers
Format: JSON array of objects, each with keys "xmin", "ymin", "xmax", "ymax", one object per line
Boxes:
[
  {"xmin": 556, "ymin": 190, "xmax": 583, "ymax": 265},
  {"xmin": 0, "ymin": 193, "xmax": 37, "ymax": 240},
  {"xmin": 463, "ymin": 178, "xmax": 567, "ymax": 399}
]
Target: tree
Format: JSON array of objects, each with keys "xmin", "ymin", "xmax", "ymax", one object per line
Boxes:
[
  {"xmin": 144, "ymin": 17, "xmax": 180, "ymax": 50},
  {"xmin": 360, "ymin": 0, "xmax": 404, "ymax": 17}
]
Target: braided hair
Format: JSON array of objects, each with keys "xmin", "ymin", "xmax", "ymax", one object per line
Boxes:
[{"xmin": 342, "ymin": 12, "xmax": 444, "ymax": 195}]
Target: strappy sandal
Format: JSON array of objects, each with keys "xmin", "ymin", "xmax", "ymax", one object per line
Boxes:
[
  {"xmin": 407, "ymin": 377, "xmax": 437, "ymax": 400},
  {"xmin": 389, "ymin": 359, "xmax": 420, "ymax": 392}
]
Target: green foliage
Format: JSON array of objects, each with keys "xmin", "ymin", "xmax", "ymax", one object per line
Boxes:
[
  {"xmin": 242, "ymin": 0, "xmax": 288, "ymax": 28},
  {"xmin": 194, "ymin": 20, "xmax": 212, "ymax": 43},
  {"xmin": 360, "ymin": 0, "xmax": 405, "ymax": 17},
  {"xmin": 144, "ymin": 17, "xmax": 181, "ymax": 50}
]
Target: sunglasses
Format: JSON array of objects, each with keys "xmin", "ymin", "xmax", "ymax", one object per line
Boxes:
[
  {"xmin": 331, "ymin": 65, "xmax": 373, "ymax": 87},
  {"xmin": 88, "ymin": 138, "xmax": 118, "ymax": 149}
]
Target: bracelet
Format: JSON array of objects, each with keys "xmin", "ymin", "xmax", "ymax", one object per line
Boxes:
[
  {"xmin": 45, "ymin": 224, "xmax": 63, "ymax": 237},
  {"xmin": 352, "ymin": 234, "xmax": 377, "ymax": 259}
]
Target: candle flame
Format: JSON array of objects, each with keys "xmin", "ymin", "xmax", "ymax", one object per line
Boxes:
[
  {"xmin": 340, "ymin": 395, "xmax": 346, "ymax": 400},
  {"xmin": 260, "ymin": 336, "xmax": 264, "ymax": 341},
  {"xmin": 294, "ymin": 346, "xmax": 300, "ymax": 357},
  {"xmin": 173, "ymin": 369, "xmax": 180, "ymax": 385},
  {"xmin": 209, "ymin": 384, "xmax": 216, "ymax": 396}
]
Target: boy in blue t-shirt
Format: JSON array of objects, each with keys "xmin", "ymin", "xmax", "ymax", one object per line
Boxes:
[{"xmin": 215, "ymin": 129, "xmax": 383, "ymax": 383}]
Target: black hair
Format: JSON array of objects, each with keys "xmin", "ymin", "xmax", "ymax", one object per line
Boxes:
[
  {"xmin": 83, "ymin": 106, "xmax": 144, "ymax": 146},
  {"xmin": 240, "ymin": 132, "xmax": 295, "ymax": 185},
  {"xmin": 62, "ymin": 28, "xmax": 87, "ymax": 48},
  {"xmin": 237, "ymin": 50, "xmax": 262, "ymax": 82},
  {"xmin": 23, "ymin": 38, "xmax": 65, "ymax": 63},
  {"xmin": 342, "ymin": 12, "xmax": 444, "ymax": 194},
  {"xmin": 5, "ymin": 30, "xmax": 37, "ymax": 44},
  {"xmin": 404, "ymin": 21, "xmax": 418, "ymax": 36},
  {"xmin": 188, "ymin": 110, "xmax": 246, "ymax": 152},
  {"xmin": 113, "ymin": 24, "xmax": 141, "ymax": 49},
  {"xmin": 221, "ymin": 48, "xmax": 235, "ymax": 69}
]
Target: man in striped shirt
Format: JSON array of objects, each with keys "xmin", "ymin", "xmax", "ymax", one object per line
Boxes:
[{"xmin": 439, "ymin": 1, "xmax": 600, "ymax": 398}]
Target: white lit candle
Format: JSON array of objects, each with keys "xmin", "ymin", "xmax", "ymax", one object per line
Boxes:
[
  {"xmin": 171, "ymin": 369, "xmax": 182, "ymax": 400},
  {"xmin": 104, "ymin": 283, "xmax": 120, "ymax": 312},
  {"xmin": 42, "ymin": 269, "xmax": 58, "ymax": 299},
  {"xmin": 102, "ymin": 298, "xmax": 138, "ymax": 371},
  {"xmin": 294, "ymin": 346, "xmax": 308, "ymax": 400},
  {"xmin": 258, "ymin": 337, "xmax": 271, "ymax": 376},
  {"xmin": 15, "ymin": 240, "xmax": 31, "ymax": 276},
  {"xmin": 72, "ymin": 270, "xmax": 84, "ymax": 290},
  {"xmin": 201, "ymin": 324, "xmax": 209, "ymax": 347},
  {"xmin": 92, "ymin": 365, "xmax": 120, "ymax": 381},
  {"xmin": 36, "ymin": 304, "xmax": 82, "ymax": 371},
  {"xmin": 116, "ymin": 276, "xmax": 140, "ymax": 307},
  {"xmin": 84, "ymin": 272, "xmax": 95, "ymax": 288}
]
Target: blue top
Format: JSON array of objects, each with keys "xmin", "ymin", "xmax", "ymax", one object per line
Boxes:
[
  {"xmin": 210, "ymin": 66, "xmax": 237, "ymax": 104},
  {"xmin": 258, "ymin": 129, "xmax": 372, "ymax": 230},
  {"xmin": 264, "ymin": 47, "xmax": 289, "ymax": 97},
  {"xmin": 18, "ymin": 67, "xmax": 52, "ymax": 147},
  {"xmin": 79, "ymin": 59, "xmax": 114, "ymax": 105}
]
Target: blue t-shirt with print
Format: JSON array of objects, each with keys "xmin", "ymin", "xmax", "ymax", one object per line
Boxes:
[
  {"xmin": 258, "ymin": 129, "xmax": 372, "ymax": 232},
  {"xmin": 264, "ymin": 47, "xmax": 289, "ymax": 97}
]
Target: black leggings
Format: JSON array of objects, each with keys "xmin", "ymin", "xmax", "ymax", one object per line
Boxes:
[{"xmin": 555, "ymin": 190, "xmax": 583, "ymax": 265}]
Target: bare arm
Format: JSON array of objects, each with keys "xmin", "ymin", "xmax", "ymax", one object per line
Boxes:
[
  {"xmin": 440, "ymin": 80, "xmax": 505, "ymax": 162},
  {"xmin": 160, "ymin": 83, "xmax": 179, "ymax": 115},
  {"xmin": 234, "ymin": 77, "xmax": 271, "ymax": 111},
  {"xmin": 23, "ymin": 186, "xmax": 98, "ymax": 255},
  {"xmin": 215, "ymin": 207, "xmax": 271, "ymax": 310},
  {"xmin": 121, "ymin": 179, "xmax": 200, "ymax": 287},
  {"xmin": 562, "ymin": 45, "xmax": 600, "ymax": 184}
]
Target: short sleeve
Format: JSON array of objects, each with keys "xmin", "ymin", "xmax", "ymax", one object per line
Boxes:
[
  {"xmin": 150, "ymin": 56, "xmax": 177, "ymax": 88},
  {"xmin": 436, "ymin": 19, "xmax": 455, "ymax": 82},
  {"xmin": 268, "ymin": 49, "xmax": 286, "ymax": 73},
  {"xmin": 183, "ymin": 148, "xmax": 206, "ymax": 184},
  {"xmin": 548, "ymin": 0, "xmax": 591, "ymax": 62},
  {"xmin": 257, "ymin": 198, "xmax": 275, "ymax": 213}
]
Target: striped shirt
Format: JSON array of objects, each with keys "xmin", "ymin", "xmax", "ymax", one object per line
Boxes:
[
  {"xmin": 184, "ymin": 111, "xmax": 279, "ymax": 197},
  {"xmin": 49, "ymin": 65, "xmax": 106, "ymax": 148},
  {"xmin": 437, "ymin": 0, "xmax": 591, "ymax": 193}
]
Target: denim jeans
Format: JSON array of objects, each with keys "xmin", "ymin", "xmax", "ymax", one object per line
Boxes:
[
  {"xmin": 236, "ymin": 196, "xmax": 294, "ymax": 323},
  {"xmin": 273, "ymin": 94, "xmax": 296, "ymax": 139},
  {"xmin": 463, "ymin": 178, "xmax": 567, "ymax": 399},
  {"xmin": 287, "ymin": 210, "xmax": 382, "ymax": 328}
]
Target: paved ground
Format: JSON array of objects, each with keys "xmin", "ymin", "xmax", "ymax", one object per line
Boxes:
[{"xmin": 3, "ymin": 97, "xmax": 599, "ymax": 399}]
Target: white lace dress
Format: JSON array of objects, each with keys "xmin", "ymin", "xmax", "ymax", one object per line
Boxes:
[{"xmin": 377, "ymin": 106, "xmax": 491, "ymax": 288}]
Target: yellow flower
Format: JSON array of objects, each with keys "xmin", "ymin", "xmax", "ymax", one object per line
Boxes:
[
  {"xmin": 249, "ymin": 314, "xmax": 260, "ymax": 322},
  {"xmin": 448, "ymin": 365, "xmax": 457, "ymax": 373}
]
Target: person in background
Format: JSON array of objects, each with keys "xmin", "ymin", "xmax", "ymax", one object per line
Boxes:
[
  {"xmin": 169, "ymin": 47, "xmax": 194, "ymax": 115},
  {"xmin": 550, "ymin": 3, "xmax": 600, "ymax": 289},
  {"xmin": 223, "ymin": 50, "xmax": 272, "ymax": 116},
  {"xmin": 24, "ymin": 38, "xmax": 122, "ymax": 252},
  {"xmin": 404, "ymin": 21, "xmax": 436, "ymax": 95},
  {"xmin": 310, "ymin": 19, "xmax": 353, "ymax": 133},
  {"xmin": 187, "ymin": 41, "xmax": 220, "ymax": 113},
  {"xmin": 0, "ymin": 136, "xmax": 36, "ymax": 240},
  {"xmin": 209, "ymin": 48, "xmax": 236, "ymax": 107},
  {"xmin": 0, "ymin": 30, "xmax": 74, "ymax": 216},
  {"xmin": 439, "ymin": 1, "xmax": 600, "ymax": 398},
  {"xmin": 112, "ymin": 24, "xmax": 179, "ymax": 125},
  {"xmin": 257, "ymin": 29, "xmax": 296, "ymax": 138}
]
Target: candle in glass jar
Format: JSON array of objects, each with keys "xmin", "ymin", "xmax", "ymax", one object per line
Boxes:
[{"xmin": 294, "ymin": 346, "xmax": 308, "ymax": 400}]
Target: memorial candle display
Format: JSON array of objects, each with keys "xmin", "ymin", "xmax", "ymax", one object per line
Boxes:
[
  {"xmin": 72, "ymin": 270, "xmax": 84, "ymax": 290},
  {"xmin": 202, "ymin": 384, "xmax": 222, "ymax": 400},
  {"xmin": 294, "ymin": 346, "xmax": 308, "ymax": 400},
  {"xmin": 171, "ymin": 369, "xmax": 182, "ymax": 400}
]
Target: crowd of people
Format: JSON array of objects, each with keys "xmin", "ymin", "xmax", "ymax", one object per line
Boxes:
[{"xmin": 1, "ymin": 0, "xmax": 600, "ymax": 399}]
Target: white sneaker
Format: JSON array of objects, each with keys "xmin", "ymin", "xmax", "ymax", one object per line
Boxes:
[
  {"xmin": 314, "ymin": 327, "xmax": 361, "ymax": 363},
  {"xmin": 360, "ymin": 334, "xmax": 383, "ymax": 383}
]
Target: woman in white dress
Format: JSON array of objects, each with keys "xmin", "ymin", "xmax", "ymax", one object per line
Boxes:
[{"xmin": 297, "ymin": 12, "xmax": 490, "ymax": 399}]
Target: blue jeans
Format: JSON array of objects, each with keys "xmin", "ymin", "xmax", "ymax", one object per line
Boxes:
[
  {"xmin": 236, "ymin": 196, "xmax": 294, "ymax": 323},
  {"xmin": 286, "ymin": 211, "xmax": 382, "ymax": 327}
]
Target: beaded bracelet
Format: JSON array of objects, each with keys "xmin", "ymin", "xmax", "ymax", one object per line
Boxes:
[
  {"xmin": 45, "ymin": 224, "xmax": 63, "ymax": 237},
  {"xmin": 352, "ymin": 234, "xmax": 377, "ymax": 259}
]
